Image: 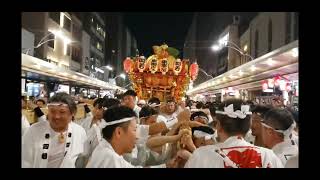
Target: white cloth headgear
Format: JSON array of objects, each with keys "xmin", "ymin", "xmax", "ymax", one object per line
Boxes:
[
  {"xmin": 148, "ymin": 103, "xmax": 160, "ymax": 108},
  {"xmin": 215, "ymin": 104, "xmax": 252, "ymax": 119},
  {"xmin": 261, "ymin": 120, "xmax": 296, "ymax": 139},
  {"xmin": 193, "ymin": 130, "xmax": 214, "ymax": 140},
  {"xmin": 193, "ymin": 115, "xmax": 209, "ymax": 123},
  {"xmin": 47, "ymin": 103, "xmax": 69, "ymax": 107},
  {"xmin": 104, "ymin": 117, "xmax": 136, "ymax": 126}
]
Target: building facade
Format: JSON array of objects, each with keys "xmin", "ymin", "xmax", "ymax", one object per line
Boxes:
[{"xmin": 22, "ymin": 12, "xmax": 81, "ymax": 71}]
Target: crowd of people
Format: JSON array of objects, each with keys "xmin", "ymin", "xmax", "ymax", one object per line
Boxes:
[{"xmin": 21, "ymin": 89, "xmax": 299, "ymax": 168}]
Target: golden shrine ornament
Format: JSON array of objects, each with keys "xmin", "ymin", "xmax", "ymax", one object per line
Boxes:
[{"xmin": 123, "ymin": 44, "xmax": 199, "ymax": 102}]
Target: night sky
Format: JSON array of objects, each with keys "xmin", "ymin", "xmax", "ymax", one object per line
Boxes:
[
  {"xmin": 123, "ymin": 12, "xmax": 194, "ymax": 57},
  {"xmin": 124, "ymin": 12, "xmax": 258, "ymax": 59}
]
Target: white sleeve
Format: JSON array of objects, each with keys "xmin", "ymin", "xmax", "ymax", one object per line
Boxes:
[
  {"xmin": 208, "ymin": 115, "xmax": 213, "ymax": 123},
  {"xmin": 37, "ymin": 115, "xmax": 47, "ymax": 122},
  {"xmin": 150, "ymin": 163, "xmax": 166, "ymax": 168},
  {"xmin": 22, "ymin": 128, "xmax": 35, "ymax": 168},
  {"xmin": 21, "ymin": 115, "xmax": 30, "ymax": 136},
  {"xmin": 184, "ymin": 149, "xmax": 202, "ymax": 168},
  {"xmin": 137, "ymin": 124, "xmax": 149, "ymax": 140},
  {"xmin": 83, "ymin": 128, "xmax": 95, "ymax": 157},
  {"xmin": 164, "ymin": 117, "xmax": 178, "ymax": 129},
  {"xmin": 156, "ymin": 115, "xmax": 167, "ymax": 123},
  {"xmin": 285, "ymin": 155, "xmax": 298, "ymax": 168},
  {"xmin": 262, "ymin": 149, "xmax": 284, "ymax": 168}
]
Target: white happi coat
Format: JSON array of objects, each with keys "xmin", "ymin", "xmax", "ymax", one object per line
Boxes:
[
  {"xmin": 76, "ymin": 112, "xmax": 93, "ymax": 132},
  {"xmin": 185, "ymin": 136, "xmax": 284, "ymax": 168},
  {"xmin": 285, "ymin": 155, "xmax": 298, "ymax": 168},
  {"xmin": 22, "ymin": 120, "xmax": 87, "ymax": 168},
  {"xmin": 86, "ymin": 139, "xmax": 142, "ymax": 168},
  {"xmin": 22, "ymin": 114, "xmax": 30, "ymax": 136},
  {"xmin": 83, "ymin": 119, "xmax": 107, "ymax": 157},
  {"xmin": 244, "ymin": 129, "xmax": 256, "ymax": 145},
  {"xmin": 272, "ymin": 138, "xmax": 298, "ymax": 166}
]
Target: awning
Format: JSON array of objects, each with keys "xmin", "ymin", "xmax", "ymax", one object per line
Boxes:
[
  {"xmin": 21, "ymin": 53, "xmax": 126, "ymax": 92},
  {"xmin": 187, "ymin": 40, "xmax": 298, "ymax": 96}
]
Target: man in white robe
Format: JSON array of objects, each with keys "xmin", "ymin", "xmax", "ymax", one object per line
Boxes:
[
  {"xmin": 74, "ymin": 99, "xmax": 109, "ymax": 167},
  {"xmin": 121, "ymin": 90, "xmax": 141, "ymax": 120},
  {"xmin": 261, "ymin": 108, "xmax": 298, "ymax": 166},
  {"xmin": 244, "ymin": 105, "xmax": 272, "ymax": 146},
  {"xmin": 22, "ymin": 114, "xmax": 30, "ymax": 136},
  {"xmin": 86, "ymin": 105, "xmax": 172, "ymax": 168},
  {"xmin": 22, "ymin": 92, "xmax": 87, "ymax": 168},
  {"xmin": 183, "ymin": 99, "xmax": 283, "ymax": 168},
  {"xmin": 86, "ymin": 105, "xmax": 142, "ymax": 168}
]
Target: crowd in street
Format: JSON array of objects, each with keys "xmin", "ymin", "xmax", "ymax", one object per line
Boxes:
[{"xmin": 21, "ymin": 89, "xmax": 299, "ymax": 168}]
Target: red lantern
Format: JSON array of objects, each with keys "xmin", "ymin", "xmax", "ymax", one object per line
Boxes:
[
  {"xmin": 123, "ymin": 57, "xmax": 132, "ymax": 73},
  {"xmin": 286, "ymin": 83, "xmax": 292, "ymax": 92},
  {"xmin": 274, "ymin": 76, "xmax": 281, "ymax": 87},
  {"xmin": 190, "ymin": 62, "xmax": 199, "ymax": 80},
  {"xmin": 262, "ymin": 80, "xmax": 268, "ymax": 90},
  {"xmin": 279, "ymin": 80, "xmax": 286, "ymax": 91}
]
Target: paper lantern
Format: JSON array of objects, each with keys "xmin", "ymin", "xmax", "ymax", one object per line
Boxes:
[
  {"xmin": 268, "ymin": 79, "xmax": 274, "ymax": 88},
  {"xmin": 262, "ymin": 80, "xmax": 268, "ymax": 90},
  {"xmin": 137, "ymin": 56, "xmax": 146, "ymax": 72},
  {"xmin": 274, "ymin": 76, "xmax": 281, "ymax": 87},
  {"xmin": 279, "ymin": 80, "xmax": 286, "ymax": 91},
  {"xmin": 190, "ymin": 62, "xmax": 199, "ymax": 80},
  {"xmin": 123, "ymin": 57, "xmax": 133, "ymax": 73},
  {"xmin": 160, "ymin": 58, "xmax": 169, "ymax": 75},
  {"xmin": 150, "ymin": 58, "xmax": 158, "ymax": 74},
  {"xmin": 174, "ymin": 59, "xmax": 182, "ymax": 75},
  {"xmin": 286, "ymin": 83, "xmax": 292, "ymax": 92}
]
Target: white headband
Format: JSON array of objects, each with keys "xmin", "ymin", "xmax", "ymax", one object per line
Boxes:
[
  {"xmin": 148, "ymin": 103, "xmax": 160, "ymax": 108},
  {"xmin": 261, "ymin": 121, "xmax": 296, "ymax": 138},
  {"xmin": 193, "ymin": 116, "xmax": 209, "ymax": 122},
  {"xmin": 47, "ymin": 103, "xmax": 69, "ymax": 107},
  {"xmin": 193, "ymin": 130, "xmax": 210, "ymax": 137},
  {"xmin": 216, "ymin": 104, "xmax": 252, "ymax": 119},
  {"xmin": 104, "ymin": 117, "xmax": 136, "ymax": 126},
  {"xmin": 193, "ymin": 130, "xmax": 214, "ymax": 140}
]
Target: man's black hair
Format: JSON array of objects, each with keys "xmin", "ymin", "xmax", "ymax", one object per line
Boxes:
[
  {"xmin": 251, "ymin": 105, "xmax": 272, "ymax": 118},
  {"xmin": 148, "ymin": 97, "xmax": 160, "ymax": 105},
  {"xmin": 48, "ymin": 92, "xmax": 77, "ymax": 114},
  {"xmin": 192, "ymin": 126, "xmax": 215, "ymax": 135},
  {"xmin": 216, "ymin": 98, "xmax": 251, "ymax": 136},
  {"xmin": 123, "ymin": 90, "xmax": 137, "ymax": 98},
  {"xmin": 93, "ymin": 98, "xmax": 105, "ymax": 109},
  {"xmin": 139, "ymin": 106, "xmax": 157, "ymax": 118},
  {"xmin": 263, "ymin": 108, "xmax": 294, "ymax": 131},
  {"xmin": 190, "ymin": 111, "xmax": 208, "ymax": 121},
  {"xmin": 103, "ymin": 98, "xmax": 121, "ymax": 109},
  {"xmin": 102, "ymin": 105, "xmax": 137, "ymax": 140},
  {"xmin": 36, "ymin": 99, "xmax": 46, "ymax": 105}
]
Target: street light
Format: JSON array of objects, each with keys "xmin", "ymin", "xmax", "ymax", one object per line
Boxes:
[
  {"xmin": 211, "ymin": 42, "xmax": 254, "ymax": 61},
  {"xmin": 114, "ymin": 73, "xmax": 126, "ymax": 80},
  {"xmin": 198, "ymin": 68, "xmax": 213, "ymax": 79}
]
